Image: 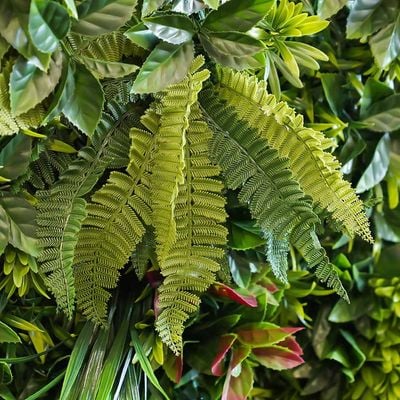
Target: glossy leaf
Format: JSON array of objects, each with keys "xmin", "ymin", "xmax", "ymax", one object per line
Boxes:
[
  {"xmin": 131, "ymin": 40, "xmax": 194, "ymax": 93},
  {"xmin": 361, "ymin": 95, "xmax": 400, "ymax": 132},
  {"xmin": 144, "ymin": 13, "xmax": 196, "ymax": 44},
  {"xmin": 10, "ymin": 52, "xmax": 63, "ymax": 116},
  {"xmin": 79, "ymin": 56, "xmax": 139, "ymax": 79},
  {"xmin": 0, "ymin": 195, "xmax": 38, "ymax": 256},
  {"xmin": 200, "ymin": 34, "xmax": 265, "ymax": 70},
  {"xmin": 0, "ymin": 134, "xmax": 32, "ymax": 180},
  {"xmin": 29, "ymin": 0, "xmax": 71, "ymax": 54},
  {"xmin": 202, "ymin": 0, "xmax": 273, "ymax": 32},
  {"xmin": 252, "ymin": 345, "xmax": 304, "ymax": 370},
  {"xmin": 211, "ymin": 334, "xmax": 237, "ymax": 376},
  {"xmin": 72, "ymin": 0, "xmax": 138, "ymax": 36},
  {"xmin": 229, "ymin": 220, "xmax": 264, "ymax": 250},
  {"xmin": 0, "ymin": 321, "xmax": 20, "ymax": 343},
  {"xmin": 172, "ymin": 0, "xmax": 205, "ymax": 14},
  {"xmin": 60, "ymin": 63, "xmax": 104, "ymax": 136},
  {"xmin": 63, "ymin": 0, "xmax": 78, "ymax": 18},
  {"xmin": 124, "ymin": 22, "xmax": 159, "ymax": 50},
  {"xmin": 320, "ymin": 73, "xmax": 345, "ymax": 116},
  {"xmin": 328, "ymin": 296, "xmax": 373, "ymax": 323},
  {"xmin": 0, "ymin": 0, "xmax": 51, "ymax": 71},
  {"xmin": 212, "ymin": 283, "xmax": 258, "ymax": 307},
  {"xmin": 222, "ymin": 359, "xmax": 253, "ymax": 400},
  {"xmin": 369, "ymin": 15, "xmax": 400, "ymax": 68},
  {"xmin": 142, "ymin": 0, "xmax": 165, "ymax": 16},
  {"xmin": 317, "ymin": 0, "xmax": 346, "ymax": 19},
  {"xmin": 360, "ymin": 78, "xmax": 393, "ymax": 119},
  {"xmin": 356, "ymin": 133, "xmax": 391, "ymax": 193}
]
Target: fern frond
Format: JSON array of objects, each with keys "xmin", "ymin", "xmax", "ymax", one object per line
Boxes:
[
  {"xmin": 151, "ymin": 56, "xmax": 210, "ymax": 264},
  {"xmin": 36, "ymin": 103, "xmax": 138, "ymax": 317},
  {"xmin": 155, "ymin": 104, "xmax": 228, "ymax": 355},
  {"xmin": 215, "ymin": 67, "xmax": 372, "ymax": 243},
  {"xmin": 131, "ymin": 228, "xmax": 157, "ymax": 280},
  {"xmin": 0, "ymin": 68, "xmax": 45, "ymax": 136},
  {"xmin": 199, "ymin": 90, "xmax": 347, "ymax": 301},
  {"xmin": 74, "ymin": 122, "xmax": 154, "ymax": 323}
]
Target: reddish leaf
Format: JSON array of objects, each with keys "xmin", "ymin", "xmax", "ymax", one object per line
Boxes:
[
  {"xmin": 211, "ymin": 334, "xmax": 237, "ymax": 376},
  {"xmin": 163, "ymin": 353, "xmax": 183, "ymax": 383},
  {"xmin": 146, "ymin": 270, "xmax": 163, "ymax": 288},
  {"xmin": 211, "ymin": 283, "xmax": 258, "ymax": 307},
  {"xmin": 153, "ymin": 290, "xmax": 160, "ymax": 319},
  {"xmin": 222, "ymin": 359, "xmax": 254, "ymax": 400},
  {"xmin": 236, "ymin": 323, "xmax": 303, "ymax": 347},
  {"xmin": 252, "ymin": 345, "xmax": 304, "ymax": 370},
  {"xmin": 278, "ymin": 336, "xmax": 303, "ymax": 356}
]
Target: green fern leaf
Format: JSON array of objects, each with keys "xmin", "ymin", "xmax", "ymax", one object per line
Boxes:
[
  {"xmin": 199, "ymin": 89, "xmax": 348, "ymax": 301},
  {"xmin": 155, "ymin": 103, "xmax": 228, "ymax": 355},
  {"xmin": 265, "ymin": 231, "xmax": 289, "ymax": 284},
  {"xmin": 37, "ymin": 103, "xmax": 136, "ymax": 317},
  {"xmin": 74, "ymin": 123, "xmax": 154, "ymax": 323},
  {"xmin": 215, "ymin": 67, "xmax": 372, "ymax": 243},
  {"xmin": 151, "ymin": 56, "xmax": 210, "ymax": 264}
]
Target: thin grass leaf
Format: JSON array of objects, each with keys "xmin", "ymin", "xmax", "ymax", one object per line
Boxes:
[{"xmin": 25, "ymin": 370, "xmax": 66, "ymax": 400}]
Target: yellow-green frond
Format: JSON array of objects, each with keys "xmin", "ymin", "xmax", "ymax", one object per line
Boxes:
[{"xmin": 215, "ymin": 67, "xmax": 372, "ymax": 243}]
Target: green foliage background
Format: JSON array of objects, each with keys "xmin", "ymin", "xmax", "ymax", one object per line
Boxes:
[{"xmin": 0, "ymin": 0, "xmax": 399, "ymax": 399}]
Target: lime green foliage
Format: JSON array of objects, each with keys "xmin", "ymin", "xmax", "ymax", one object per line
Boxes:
[{"xmin": 215, "ymin": 67, "xmax": 372, "ymax": 244}]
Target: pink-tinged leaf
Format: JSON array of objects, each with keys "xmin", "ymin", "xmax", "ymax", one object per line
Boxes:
[
  {"xmin": 163, "ymin": 353, "xmax": 183, "ymax": 383},
  {"xmin": 262, "ymin": 281, "xmax": 279, "ymax": 294},
  {"xmin": 278, "ymin": 336, "xmax": 303, "ymax": 356},
  {"xmin": 236, "ymin": 323, "xmax": 303, "ymax": 348},
  {"xmin": 252, "ymin": 346, "xmax": 305, "ymax": 371},
  {"xmin": 146, "ymin": 270, "xmax": 163, "ymax": 288},
  {"xmin": 222, "ymin": 360, "xmax": 254, "ymax": 400},
  {"xmin": 153, "ymin": 290, "xmax": 160, "ymax": 319},
  {"xmin": 211, "ymin": 283, "xmax": 258, "ymax": 307},
  {"xmin": 211, "ymin": 334, "xmax": 237, "ymax": 376}
]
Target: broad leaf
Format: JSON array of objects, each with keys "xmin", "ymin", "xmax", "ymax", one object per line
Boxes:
[
  {"xmin": 142, "ymin": 0, "xmax": 165, "ymax": 16},
  {"xmin": 72, "ymin": 0, "xmax": 138, "ymax": 36},
  {"xmin": 131, "ymin": 40, "xmax": 194, "ymax": 93},
  {"xmin": 360, "ymin": 78, "xmax": 393, "ymax": 119},
  {"xmin": 317, "ymin": 0, "xmax": 346, "ymax": 19},
  {"xmin": 60, "ymin": 63, "xmax": 104, "ymax": 136},
  {"xmin": 200, "ymin": 34, "xmax": 265, "ymax": 70},
  {"xmin": 0, "ymin": 0, "xmax": 50, "ymax": 71},
  {"xmin": 369, "ymin": 14, "xmax": 400, "ymax": 68},
  {"xmin": 144, "ymin": 13, "xmax": 196, "ymax": 44},
  {"xmin": 212, "ymin": 283, "xmax": 258, "ymax": 307},
  {"xmin": 201, "ymin": 31, "xmax": 265, "ymax": 57},
  {"xmin": 0, "ymin": 362, "xmax": 12, "ymax": 385},
  {"xmin": 328, "ymin": 297, "xmax": 373, "ymax": 323},
  {"xmin": 0, "ymin": 321, "xmax": 20, "ymax": 343},
  {"xmin": 124, "ymin": 22, "xmax": 159, "ymax": 50},
  {"xmin": 10, "ymin": 52, "xmax": 63, "ymax": 116},
  {"xmin": 63, "ymin": 0, "xmax": 78, "ymax": 18},
  {"xmin": 320, "ymin": 73, "xmax": 345, "ymax": 116},
  {"xmin": 361, "ymin": 94, "xmax": 400, "ymax": 132},
  {"xmin": 79, "ymin": 56, "xmax": 139, "ymax": 78},
  {"xmin": 252, "ymin": 345, "xmax": 304, "ymax": 370},
  {"xmin": 0, "ymin": 195, "xmax": 38, "ymax": 256},
  {"xmin": 29, "ymin": 0, "xmax": 71, "ymax": 54},
  {"xmin": 211, "ymin": 334, "xmax": 237, "ymax": 376},
  {"xmin": 356, "ymin": 133, "xmax": 391, "ymax": 193},
  {"xmin": 202, "ymin": 0, "xmax": 273, "ymax": 32},
  {"xmin": 203, "ymin": 0, "xmax": 219, "ymax": 9},
  {"xmin": 0, "ymin": 134, "xmax": 32, "ymax": 180},
  {"xmin": 172, "ymin": 0, "xmax": 205, "ymax": 14}
]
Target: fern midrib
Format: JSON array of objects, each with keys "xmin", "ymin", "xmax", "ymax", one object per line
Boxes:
[
  {"xmin": 218, "ymin": 84, "xmax": 362, "ymax": 231},
  {"xmin": 199, "ymin": 103, "xmax": 303, "ymax": 221}
]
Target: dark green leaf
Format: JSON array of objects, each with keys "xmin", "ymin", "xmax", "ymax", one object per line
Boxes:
[
  {"xmin": 0, "ymin": 36, "xmax": 9, "ymax": 63},
  {"xmin": 202, "ymin": 0, "xmax": 273, "ymax": 32},
  {"xmin": 317, "ymin": 0, "xmax": 346, "ymax": 19},
  {"xmin": 360, "ymin": 78, "xmax": 393, "ymax": 119},
  {"xmin": 339, "ymin": 130, "xmax": 366, "ymax": 166},
  {"xmin": 25, "ymin": 371, "xmax": 66, "ymax": 400},
  {"xmin": 320, "ymin": 73, "xmax": 345, "ymax": 116},
  {"xmin": 369, "ymin": 14, "xmax": 400, "ymax": 68},
  {"xmin": 0, "ymin": 321, "xmax": 20, "ymax": 344},
  {"xmin": 131, "ymin": 40, "xmax": 194, "ymax": 93},
  {"xmin": 61, "ymin": 63, "xmax": 105, "ymax": 136},
  {"xmin": 0, "ymin": 134, "xmax": 32, "ymax": 180},
  {"xmin": 72, "ymin": 0, "xmax": 138, "ymax": 36},
  {"xmin": 200, "ymin": 33, "xmax": 265, "ymax": 70},
  {"xmin": 10, "ymin": 52, "xmax": 63, "ymax": 116},
  {"xmin": 328, "ymin": 297, "xmax": 373, "ymax": 323},
  {"xmin": 29, "ymin": 0, "xmax": 71, "ymax": 54},
  {"xmin": 229, "ymin": 220, "xmax": 264, "ymax": 250},
  {"xmin": 0, "ymin": 0, "xmax": 51, "ymax": 71},
  {"xmin": 361, "ymin": 94, "xmax": 400, "ymax": 132},
  {"xmin": 79, "ymin": 56, "xmax": 139, "ymax": 79},
  {"xmin": 144, "ymin": 13, "xmax": 196, "ymax": 44},
  {"xmin": 124, "ymin": 22, "xmax": 159, "ymax": 50},
  {"xmin": 356, "ymin": 133, "xmax": 390, "ymax": 193},
  {"xmin": 0, "ymin": 195, "xmax": 38, "ymax": 256}
]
